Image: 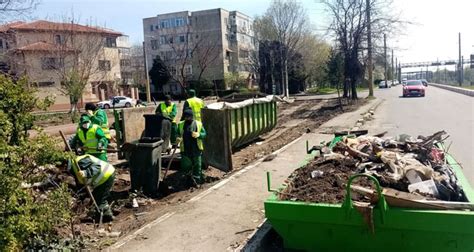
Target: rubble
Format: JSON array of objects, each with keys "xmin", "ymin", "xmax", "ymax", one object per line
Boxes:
[{"xmin": 280, "ymin": 131, "xmax": 469, "ymax": 207}]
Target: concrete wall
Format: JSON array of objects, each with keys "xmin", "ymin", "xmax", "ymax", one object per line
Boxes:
[{"xmin": 429, "ymin": 83, "xmax": 474, "ymax": 97}]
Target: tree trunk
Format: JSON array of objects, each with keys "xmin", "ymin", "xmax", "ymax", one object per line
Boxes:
[
  {"xmin": 351, "ymin": 79, "xmax": 358, "ymax": 99},
  {"xmin": 343, "ymin": 79, "xmax": 349, "ymax": 98}
]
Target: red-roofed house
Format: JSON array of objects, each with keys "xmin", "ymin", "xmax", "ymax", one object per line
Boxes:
[{"xmin": 0, "ymin": 20, "xmax": 137, "ymax": 110}]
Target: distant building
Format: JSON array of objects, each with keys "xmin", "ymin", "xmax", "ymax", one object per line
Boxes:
[
  {"xmin": 0, "ymin": 20, "xmax": 137, "ymax": 110},
  {"xmin": 143, "ymin": 8, "xmax": 256, "ymax": 95}
]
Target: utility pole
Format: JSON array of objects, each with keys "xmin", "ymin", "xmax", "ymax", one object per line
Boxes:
[
  {"xmin": 143, "ymin": 41, "xmax": 151, "ymax": 103},
  {"xmin": 458, "ymin": 32, "xmax": 462, "ymax": 86},
  {"xmin": 384, "ymin": 34, "xmax": 388, "ymax": 88},
  {"xmin": 391, "ymin": 49, "xmax": 395, "ymax": 86},
  {"xmin": 461, "ymin": 55, "xmax": 464, "ymax": 85},
  {"xmin": 366, "ymin": 0, "xmax": 374, "ymax": 96},
  {"xmin": 395, "ymin": 58, "xmax": 398, "ymax": 83}
]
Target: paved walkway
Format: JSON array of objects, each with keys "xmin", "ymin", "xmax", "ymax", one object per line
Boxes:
[{"xmin": 110, "ymin": 98, "xmax": 379, "ymax": 252}]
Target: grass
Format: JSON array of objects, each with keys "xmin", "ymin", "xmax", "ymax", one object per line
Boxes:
[{"xmin": 460, "ymin": 86, "xmax": 474, "ymax": 90}]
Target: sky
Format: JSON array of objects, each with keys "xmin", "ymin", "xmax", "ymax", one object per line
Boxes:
[{"xmin": 8, "ymin": 0, "xmax": 474, "ymax": 69}]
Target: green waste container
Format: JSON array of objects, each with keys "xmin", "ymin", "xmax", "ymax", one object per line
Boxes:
[
  {"xmin": 128, "ymin": 139, "xmax": 163, "ymax": 197},
  {"xmin": 264, "ymin": 143, "xmax": 474, "ymax": 252}
]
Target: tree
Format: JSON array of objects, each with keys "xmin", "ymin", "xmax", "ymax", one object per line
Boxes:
[
  {"xmin": 298, "ymin": 33, "xmax": 331, "ymax": 88},
  {"xmin": 254, "ymin": 0, "xmax": 310, "ymax": 97},
  {"xmin": 45, "ymin": 19, "xmax": 120, "ymax": 113},
  {"xmin": 149, "ymin": 55, "xmax": 170, "ymax": 90},
  {"xmin": 0, "ymin": 0, "xmax": 38, "ymax": 20},
  {"xmin": 323, "ymin": 0, "xmax": 403, "ymax": 99}
]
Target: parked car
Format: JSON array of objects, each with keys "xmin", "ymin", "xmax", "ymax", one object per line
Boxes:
[
  {"xmin": 379, "ymin": 80, "xmax": 392, "ymax": 88},
  {"xmin": 402, "ymin": 80, "xmax": 425, "ymax": 97},
  {"xmin": 97, "ymin": 96, "xmax": 135, "ymax": 109},
  {"xmin": 420, "ymin": 79, "xmax": 428, "ymax": 87}
]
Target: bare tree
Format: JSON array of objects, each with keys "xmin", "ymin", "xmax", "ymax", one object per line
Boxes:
[
  {"xmin": 0, "ymin": 0, "xmax": 38, "ymax": 20},
  {"xmin": 48, "ymin": 20, "xmax": 120, "ymax": 112},
  {"xmin": 194, "ymin": 38, "xmax": 220, "ymax": 83},
  {"xmin": 323, "ymin": 0, "xmax": 403, "ymax": 99},
  {"xmin": 256, "ymin": 0, "xmax": 310, "ymax": 97}
]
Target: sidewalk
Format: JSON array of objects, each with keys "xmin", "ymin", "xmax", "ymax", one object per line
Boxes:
[{"xmin": 111, "ymin": 98, "xmax": 380, "ymax": 251}]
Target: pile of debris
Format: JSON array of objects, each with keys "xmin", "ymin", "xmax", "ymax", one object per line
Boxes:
[{"xmin": 281, "ymin": 131, "xmax": 472, "ymax": 210}]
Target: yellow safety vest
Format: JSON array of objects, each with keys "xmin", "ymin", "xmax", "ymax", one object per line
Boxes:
[
  {"xmin": 177, "ymin": 120, "xmax": 204, "ymax": 151},
  {"xmin": 160, "ymin": 102, "xmax": 177, "ymax": 123},
  {"xmin": 186, "ymin": 97, "xmax": 204, "ymax": 122},
  {"xmin": 71, "ymin": 154, "xmax": 115, "ymax": 188},
  {"xmin": 93, "ymin": 110, "xmax": 111, "ymax": 139},
  {"xmin": 77, "ymin": 124, "xmax": 105, "ymax": 155}
]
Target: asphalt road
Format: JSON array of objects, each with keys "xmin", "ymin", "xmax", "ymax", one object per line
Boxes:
[{"xmin": 366, "ymin": 85, "xmax": 474, "ymax": 186}]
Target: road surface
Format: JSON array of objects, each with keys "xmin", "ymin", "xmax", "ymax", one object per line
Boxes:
[{"xmin": 366, "ymin": 85, "xmax": 474, "ymax": 185}]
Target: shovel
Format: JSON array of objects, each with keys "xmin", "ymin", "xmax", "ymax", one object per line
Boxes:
[{"xmin": 161, "ymin": 142, "xmax": 180, "ymax": 182}]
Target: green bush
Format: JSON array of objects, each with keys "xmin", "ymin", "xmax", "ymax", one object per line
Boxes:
[{"xmin": 0, "ymin": 75, "xmax": 73, "ymax": 250}]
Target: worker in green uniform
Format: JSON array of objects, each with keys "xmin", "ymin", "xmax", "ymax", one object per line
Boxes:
[
  {"xmin": 85, "ymin": 102, "xmax": 111, "ymax": 140},
  {"xmin": 70, "ymin": 114, "xmax": 109, "ymax": 161},
  {"xmin": 181, "ymin": 89, "xmax": 205, "ymax": 122},
  {"xmin": 69, "ymin": 154, "xmax": 115, "ymax": 222},
  {"xmin": 177, "ymin": 109, "xmax": 207, "ymax": 185},
  {"xmin": 156, "ymin": 95, "xmax": 178, "ymax": 145}
]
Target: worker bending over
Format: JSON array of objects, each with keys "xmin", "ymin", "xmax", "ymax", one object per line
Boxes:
[
  {"xmin": 156, "ymin": 95, "xmax": 178, "ymax": 146},
  {"xmin": 181, "ymin": 89, "xmax": 205, "ymax": 122},
  {"xmin": 69, "ymin": 154, "xmax": 115, "ymax": 222},
  {"xmin": 70, "ymin": 114, "xmax": 109, "ymax": 161},
  {"xmin": 177, "ymin": 109, "xmax": 207, "ymax": 185},
  {"xmin": 85, "ymin": 102, "xmax": 111, "ymax": 140}
]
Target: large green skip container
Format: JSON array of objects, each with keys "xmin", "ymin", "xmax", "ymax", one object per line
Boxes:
[
  {"xmin": 202, "ymin": 99, "xmax": 277, "ymax": 171},
  {"xmin": 264, "ymin": 146, "xmax": 474, "ymax": 252}
]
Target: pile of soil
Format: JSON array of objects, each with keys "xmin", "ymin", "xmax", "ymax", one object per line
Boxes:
[{"xmin": 280, "ymin": 157, "xmax": 373, "ymax": 204}]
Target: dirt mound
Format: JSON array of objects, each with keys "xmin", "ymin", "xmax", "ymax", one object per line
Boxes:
[{"xmin": 280, "ymin": 158, "xmax": 373, "ymax": 203}]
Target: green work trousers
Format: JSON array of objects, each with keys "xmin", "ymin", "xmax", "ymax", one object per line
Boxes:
[
  {"xmin": 170, "ymin": 122, "xmax": 177, "ymax": 145},
  {"xmin": 92, "ymin": 173, "xmax": 115, "ymax": 217},
  {"xmin": 180, "ymin": 154, "xmax": 203, "ymax": 184}
]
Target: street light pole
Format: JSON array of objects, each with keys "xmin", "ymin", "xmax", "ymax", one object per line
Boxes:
[
  {"xmin": 366, "ymin": 0, "xmax": 374, "ymax": 96},
  {"xmin": 384, "ymin": 34, "xmax": 388, "ymax": 88},
  {"xmin": 143, "ymin": 41, "xmax": 152, "ymax": 103}
]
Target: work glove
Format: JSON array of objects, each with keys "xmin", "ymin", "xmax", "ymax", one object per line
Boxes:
[
  {"xmin": 98, "ymin": 142, "xmax": 104, "ymax": 150},
  {"xmin": 87, "ymin": 110, "xmax": 94, "ymax": 116},
  {"xmin": 176, "ymin": 137, "xmax": 182, "ymax": 145},
  {"xmin": 192, "ymin": 132, "xmax": 199, "ymax": 138},
  {"xmin": 78, "ymin": 170, "xmax": 86, "ymax": 179}
]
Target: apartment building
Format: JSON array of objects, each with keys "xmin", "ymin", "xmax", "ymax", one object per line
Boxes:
[
  {"xmin": 143, "ymin": 8, "xmax": 256, "ymax": 95},
  {"xmin": 0, "ymin": 20, "xmax": 136, "ymax": 110}
]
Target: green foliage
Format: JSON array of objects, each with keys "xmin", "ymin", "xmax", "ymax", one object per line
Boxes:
[
  {"xmin": 326, "ymin": 49, "xmax": 344, "ymax": 89},
  {"xmin": 0, "ymin": 74, "xmax": 73, "ymax": 250},
  {"xmin": 149, "ymin": 56, "xmax": 171, "ymax": 89},
  {"xmin": 224, "ymin": 72, "xmax": 248, "ymax": 90},
  {"xmin": 307, "ymin": 87, "xmax": 337, "ymax": 95}
]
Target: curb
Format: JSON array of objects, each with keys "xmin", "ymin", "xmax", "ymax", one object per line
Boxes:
[
  {"xmin": 429, "ymin": 83, "xmax": 474, "ymax": 97},
  {"xmin": 351, "ymin": 98, "xmax": 384, "ymax": 131}
]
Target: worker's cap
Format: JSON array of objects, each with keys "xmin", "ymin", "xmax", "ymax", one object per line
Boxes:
[
  {"xmin": 164, "ymin": 95, "xmax": 172, "ymax": 101},
  {"xmin": 183, "ymin": 109, "xmax": 194, "ymax": 118},
  {"xmin": 80, "ymin": 114, "xmax": 91, "ymax": 123},
  {"xmin": 85, "ymin": 102, "xmax": 97, "ymax": 111},
  {"xmin": 188, "ymin": 89, "xmax": 196, "ymax": 97}
]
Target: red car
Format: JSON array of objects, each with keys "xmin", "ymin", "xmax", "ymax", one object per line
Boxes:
[{"xmin": 403, "ymin": 80, "xmax": 425, "ymax": 97}]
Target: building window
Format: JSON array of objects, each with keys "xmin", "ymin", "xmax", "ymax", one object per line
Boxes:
[
  {"xmin": 178, "ymin": 35, "xmax": 185, "ymax": 43},
  {"xmin": 37, "ymin": 81, "xmax": 55, "ymax": 87},
  {"xmin": 225, "ymin": 51, "xmax": 231, "ymax": 60},
  {"xmin": 120, "ymin": 59, "xmax": 131, "ymax": 67},
  {"xmin": 175, "ymin": 18, "xmax": 184, "ymax": 27},
  {"xmin": 240, "ymin": 50, "xmax": 249, "ymax": 59},
  {"xmin": 170, "ymin": 66, "xmax": 177, "ymax": 76},
  {"xmin": 151, "ymin": 39, "xmax": 159, "ymax": 49},
  {"xmin": 159, "ymin": 35, "xmax": 166, "ymax": 45},
  {"xmin": 54, "ymin": 34, "xmax": 65, "ymax": 44},
  {"xmin": 41, "ymin": 57, "xmax": 64, "ymax": 70},
  {"xmin": 0, "ymin": 39, "xmax": 3, "ymax": 49},
  {"xmin": 160, "ymin": 19, "xmax": 170, "ymax": 28},
  {"xmin": 150, "ymin": 25, "xmax": 154, "ymax": 31},
  {"xmin": 99, "ymin": 60, "xmax": 111, "ymax": 71},
  {"xmin": 168, "ymin": 36, "xmax": 174, "ymax": 44},
  {"xmin": 184, "ymin": 65, "xmax": 192, "ymax": 75},
  {"xmin": 187, "ymin": 49, "xmax": 193, "ymax": 57},
  {"xmin": 105, "ymin": 37, "xmax": 117, "ymax": 48}
]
